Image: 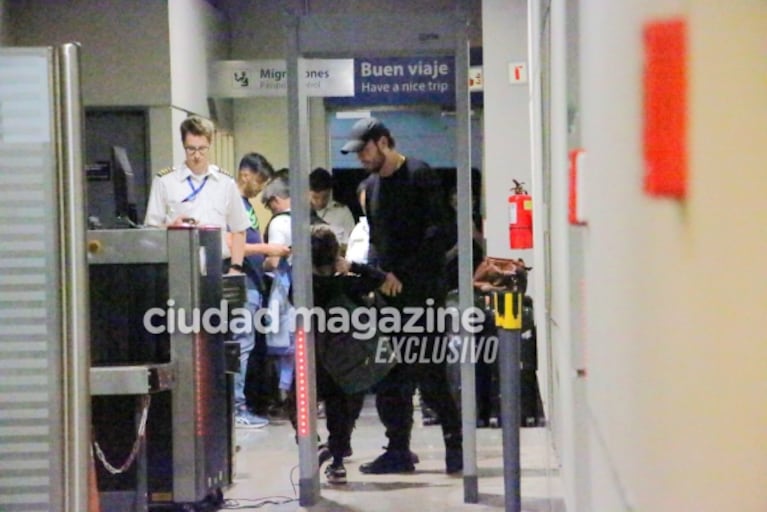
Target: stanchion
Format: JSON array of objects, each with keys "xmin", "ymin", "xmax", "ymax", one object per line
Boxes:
[{"xmin": 492, "ymin": 285, "xmax": 523, "ymax": 512}]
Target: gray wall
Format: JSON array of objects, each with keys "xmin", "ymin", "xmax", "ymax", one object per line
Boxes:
[
  {"xmin": 8, "ymin": 0, "xmax": 231, "ymax": 178},
  {"xmin": 0, "ymin": 0, "xmax": 8, "ymax": 45},
  {"xmin": 481, "ymin": 0, "xmax": 550, "ymax": 413},
  {"xmin": 481, "ymin": 0, "xmax": 532, "ymax": 260},
  {"xmin": 9, "ymin": 0, "xmax": 171, "ymax": 106},
  {"xmin": 220, "ymin": 0, "xmax": 483, "ymax": 60},
  {"xmin": 546, "ymin": 0, "xmax": 592, "ymax": 510},
  {"xmin": 169, "ymin": 0, "xmax": 232, "ymax": 126},
  {"xmin": 482, "ymin": 1, "xmax": 767, "ymax": 511},
  {"xmin": 580, "ymin": 2, "xmax": 767, "ymax": 510}
]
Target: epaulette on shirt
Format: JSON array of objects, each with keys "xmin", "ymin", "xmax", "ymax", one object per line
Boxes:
[{"xmin": 216, "ymin": 166, "xmax": 234, "ymax": 179}]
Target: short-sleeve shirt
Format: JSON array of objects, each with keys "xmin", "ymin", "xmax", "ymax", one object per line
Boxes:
[
  {"xmin": 144, "ymin": 164, "xmax": 250, "ymax": 258},
  {"xmin": 242, "ymin": 196, "xmax": 266, "ymax": 287},
  {"xmin": 314, "ymin": 199, "xmax": 356, "ymax": 245},
  {"xmin": 266, "ymin": 210, "xmax": 292, "ymax": 266}
]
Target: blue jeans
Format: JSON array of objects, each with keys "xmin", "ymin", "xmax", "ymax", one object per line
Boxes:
[{"xmin": 233, "ymin": 287, "xmax": 261, "ymax": 410}]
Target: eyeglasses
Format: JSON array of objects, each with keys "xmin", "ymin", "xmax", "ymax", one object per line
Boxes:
[{"xmin": 184, "ymin": 145, "xmax": 210, "ymax": 155}]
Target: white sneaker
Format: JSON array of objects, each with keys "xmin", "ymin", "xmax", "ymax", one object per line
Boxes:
[{"xmin": 235, "ymin": 410, "xmax": 268, "ymax": 429}]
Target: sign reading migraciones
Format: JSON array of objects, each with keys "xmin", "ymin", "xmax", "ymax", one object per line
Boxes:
[{"xmin": 208, "ymin": 59, "xmax": 355, "ymax": 98}]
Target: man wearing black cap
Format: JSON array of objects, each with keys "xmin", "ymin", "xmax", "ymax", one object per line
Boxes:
[{"xmin": 341, "ymin": 117, "xmax": 463, "ymax": 475}]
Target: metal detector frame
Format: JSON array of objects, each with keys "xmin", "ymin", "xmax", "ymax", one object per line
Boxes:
[{"xmin": 284, "ymin": 9, "xmax": 477, "ymax": 506}]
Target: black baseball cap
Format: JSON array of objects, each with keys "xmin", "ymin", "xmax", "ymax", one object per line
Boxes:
[{"xmin": 340, "ymin": 117, "xmax": 391, "ymax": 154}]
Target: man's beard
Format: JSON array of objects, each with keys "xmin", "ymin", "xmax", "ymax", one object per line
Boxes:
[{"xmin": 365, "ymin": 148, "xmax": 386, "ymax": 174}]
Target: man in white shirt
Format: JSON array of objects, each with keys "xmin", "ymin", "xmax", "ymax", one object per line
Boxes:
[
  {"xmin": 261, "ymin": 175, "xmax": 292, "ymax": 268},
  {"xmin": 144, "ymin": 116, "xmax": 249, "ymax": 273},
  {"xmin": 260, "ymin": 176, "xmax": 295, "ymax": 404},
  {"xmin": 309, "ymin": 167, "xmax": 355, "ymax": 247}
]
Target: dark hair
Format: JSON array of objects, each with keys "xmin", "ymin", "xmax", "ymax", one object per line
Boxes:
[
  {"xmin": 368, "ymin": 125, "xmax": 395, "ymax": 149},
  {"xmin": 311, "ymin": 224, "xmax": 339, "ymax": 268},
  {"xmin": 238, "ymin": 152, "xmax": 275, "ymax": 180},
  {"xmin": 180, "ymin": 115, "xmax": 215, "ymax": 142},
  {"xmin": 309, "ymin": 167, "xmax": 332, "ymax": 192}
]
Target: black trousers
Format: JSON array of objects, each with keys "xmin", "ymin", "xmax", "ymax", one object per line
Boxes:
[
  {"xmin": 318, "ymin": 361, "xmax": 365, "ymax": 459},
  {"xmin": 373, "ymin": 332, "xmax": 462, "ymax": 452},
  {"xmin": 244, "ymin": 329, "xmax": 276, "ymax": 414},
  {"xmin": 287, "ymin": 359, "xmax": 365, "ymax": 460}
]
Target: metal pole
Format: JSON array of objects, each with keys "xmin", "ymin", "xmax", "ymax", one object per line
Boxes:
[
  {"xmin": 498, "ymin": 327, "xmax": 521, "ymax": 511},
  {"xmin": 286, "ymin": 13, "xmax": 320, "ymax": 507},
  {"xmin": 57, "ymin": 42, "xmax": 92, "ymax": 512},
  {"xmin": 454, "ymin": 8, "xmax": 478, "ymax": 505},
  {"xmin": 495, "ymin": 291, "xmax": 522, "ymax": 512}
]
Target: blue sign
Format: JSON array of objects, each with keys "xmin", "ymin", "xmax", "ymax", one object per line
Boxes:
[{"xmin": 328, "ymin": 56, "xmax": 456, "ymax": 107}]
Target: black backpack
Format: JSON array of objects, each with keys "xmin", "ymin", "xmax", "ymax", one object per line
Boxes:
[{"xmin": 315, "ymin": 282, "xmax": 396, "ymax": 394}]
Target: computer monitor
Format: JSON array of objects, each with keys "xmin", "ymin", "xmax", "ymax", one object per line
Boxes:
[{"xmin": 111, "ymin": 146, "xmax": 138, "ymax": 225}]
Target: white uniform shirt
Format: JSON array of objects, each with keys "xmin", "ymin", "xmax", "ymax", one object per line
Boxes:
[
  {"xmin": 314, "ymin": 199, "xmax": 356, "ymax": 245},
  {"xmin": 144, "ymin": 164, "xmax": 250, "ymax": 258},
  {"xmin": 344, "ymin": 216, "xmax": 369, "ymax": 264}
]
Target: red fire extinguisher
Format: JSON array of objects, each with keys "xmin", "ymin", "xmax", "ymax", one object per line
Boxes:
[{"xmin": 509, "ymin": 179, "xmax": 533, "ymax": 249}]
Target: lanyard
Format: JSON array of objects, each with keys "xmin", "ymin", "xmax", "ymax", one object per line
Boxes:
[{"xmin": 182, "ymin": 175, "xmax": 209, "ymax": 203}]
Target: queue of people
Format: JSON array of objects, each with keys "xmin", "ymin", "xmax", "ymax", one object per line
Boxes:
[{"xmin": 144, "ymin": 114, "xmax": 473, "ymax": 484}]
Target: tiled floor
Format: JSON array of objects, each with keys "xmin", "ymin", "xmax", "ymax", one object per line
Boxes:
[{"xmin": 225, "ymin": 396, "xmax": 565, "ymax": 511}]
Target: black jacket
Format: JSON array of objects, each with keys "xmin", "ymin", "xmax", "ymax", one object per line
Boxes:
[{"xmin": 365, "ymin": 158, "xmax": 450, "ymax": 306}]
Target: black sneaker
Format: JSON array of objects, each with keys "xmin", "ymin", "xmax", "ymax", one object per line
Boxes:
[
  {"xmin": 318, "ymin": 444, "xmax": 332, "ymax": 467},
  {"xmin": 446, "ymin": 448, "xmax": 463, "ymax": 474},
  {"xmin": 325, "ymin": 462, "xmax": 347, "ymax": 484},
  {"xmin": 319, "ymin": 443, "xmax": 352, "ymax": 466},
  {"xmin": 379, "ymin": 446, "xmax": 419, "ymax": 464},
  {"xmin": 359, "ymin": 450, "xmax": 415, "ymax": 474}
]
